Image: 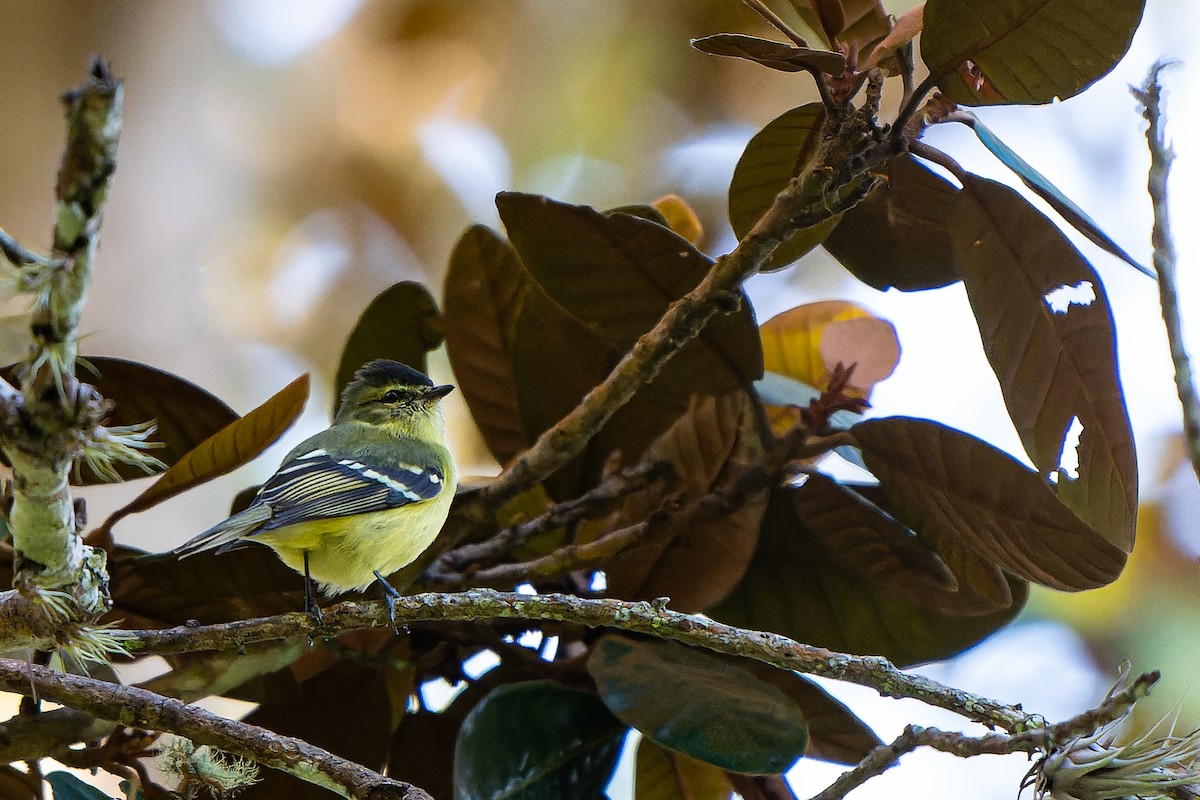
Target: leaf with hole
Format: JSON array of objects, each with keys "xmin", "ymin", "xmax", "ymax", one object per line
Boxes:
[
  {"xmin": 588, "ymin": 635, "xmax": 808, "ymax": 775},
  {"xmin": 729, "ymin": 104, "xmax": 835, "ymax": 271},
  {"xmin": 690, "ymin": 33, "xmax": 846, "ymax": 74},
  {"xmin": 332, "ymin": 281, "xmax": 444, "ymax": 417},
  {"xmin": 823, "ymin": 154, "xmax": 960, "ymax": 291},
  {"xmin": 453, "ymin": 680, "xmax": 625, "ymax": 800},
  {"xmin": 921, "ymin": 0, "xmax": 1146, "ymax": 105},
  {"xmin": 711, "ymin": 487, "xmax": 1028, "ymax": 666},
  {"xmin": 952, "ymin": 176, "xmax": 1137, "ymax": 549},
  {"xmin": 853, "ymin": 416, "xmax": 1127, "ymax": 590},
  {"xmin": 443, "ymin": 225, "xmax": 529, "ymax": 466}
]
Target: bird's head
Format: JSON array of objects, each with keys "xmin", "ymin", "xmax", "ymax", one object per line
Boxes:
[{"xmin": 335, "ymin": 360, "xmax": 454, "ymax": 435}]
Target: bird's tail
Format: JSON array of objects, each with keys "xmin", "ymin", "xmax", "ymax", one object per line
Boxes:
[{"xmin": 175, "ymin": 504, "xmax": 272, "ymax": 557}]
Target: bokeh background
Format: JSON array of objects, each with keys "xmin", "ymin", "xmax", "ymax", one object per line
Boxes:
[{"xmin": 1, "ymin": 1, "xmax": 1198, "ymax": 797}]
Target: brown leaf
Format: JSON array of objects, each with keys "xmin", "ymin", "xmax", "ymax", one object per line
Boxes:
[
  {"xmin": 94, "ymin": 373, "xmax": 310, "ymax": 540},
  {"xmin": 796, "ymin": 474, "xmax": 957, "ymax": 603},
  {"xmin": 804, "ymin": 479, "xmax": 1014, "ymax": 616},
  {"xmin": 853, "ymin": 416, "xmax": 1127, "ymax": 591},
  {"xmin": 953, "ymin": 176, "xmax": 1137, "ymax": 550},
  {"xmin": 442, "ymin": 225, "xmax": 529, "ymax": 466},
  {"xmin": 607, "ymin": 391, "xmax": 767, "ymax": 612},
  {"xmin": 690, "ymin": 33, "xmax": 846, "ymax": 74},
  {"xmin": 823, "ymin": 154, "xmax": 960, "ymax": 292},
  {"xmin": 859, "ymin": 3, "xmax": 924, "ymax": 72},
  {"xmin": 239, "ymin": 661, "xmax": 393, "ymax": 800},
  {"xmin": 332, "ymin": 281, "xmax": 443, "ymax": 417},
  {"xmin": 711, "ymin": 487, "xmax": 1028, "ymax": 666}
]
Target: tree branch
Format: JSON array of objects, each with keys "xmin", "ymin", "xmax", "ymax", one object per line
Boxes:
[
  {"xmin": 440, "ymin": 126, "xmax": 893, "ymax": 560},
  {"xmin": 0, "ymin": 58, "xmax": 124, "ymax": 625},
  {"xmin": 1133, "ymin": 62, "xmax": 1200, "ymax": 485},
  {"xmin": 807, "ymin": 670, "xmax": 1159, "ymax": 800},
  {"xmin": 0, "ymin": 659, "xmax": 432, "ymax": 800},
  {"xmin": 116, "ymin": 590, "xmax": 1027, "ymax": 731}
]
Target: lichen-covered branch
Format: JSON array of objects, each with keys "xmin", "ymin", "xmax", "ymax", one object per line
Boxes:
[
  {"xmin": 0, "ymin": 59, "xmax": 123, "ymax": 622},
  {"xmin": 117, "ymin": 589, "xmax": 1027, "ymax": 731},
  {"xmin": 0, "ymin": 659, "xmax": 432, "ymax": 800},
  {"xmin": 1134, "ymin": 62, "xmax": 1200, "ymax": 487}
]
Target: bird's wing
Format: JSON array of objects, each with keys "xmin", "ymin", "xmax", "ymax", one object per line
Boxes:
[{"xmin": 252, "ymin": 446, "xmax": 446, "ymax": 533}]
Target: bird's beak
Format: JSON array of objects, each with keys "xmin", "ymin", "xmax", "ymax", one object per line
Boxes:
[{"xmin": 424, "ymin": 384, "xmax": 455, "ymax": 402}]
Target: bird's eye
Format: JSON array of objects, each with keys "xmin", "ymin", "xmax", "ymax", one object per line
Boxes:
[{"xmin": 380, "ymin": 389, "xmax": 404, "ymax": 403}]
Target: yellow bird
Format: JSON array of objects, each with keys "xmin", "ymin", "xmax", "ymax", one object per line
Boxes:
[{"xmin": 176, "ymin": 359, "xmax": 457, "ymax": 625}]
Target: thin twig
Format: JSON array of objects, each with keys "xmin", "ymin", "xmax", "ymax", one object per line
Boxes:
[
  {"xmin": 439, "ymin": 459, "xmax": 673, "ymax": 571},
  {"xmin": 0, "ymin": 229, "xmax": 60, "ymax": 269},
  {"xmin": 808, "ymin": 671, "xmax": 1159, "ymax": 800},
  {"xmin": 0, "ymin": 659, "xmax": 431, "ymax": 800},
  {"xmin": 740, "ymin": 0, "xmax": 809, "ymax": 47},
  {"xmin": 116, "ymin": 589, "xmax": 1028, "ymax": 731},
  {"xmin": 1134, "ymin": 61, "xmax": 1200, "ymax": 484}
]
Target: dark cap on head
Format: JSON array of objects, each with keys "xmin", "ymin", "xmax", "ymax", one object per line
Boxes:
[{"xmin": 350, "ymin": 360, "xmax": 434, "ymax": 390}]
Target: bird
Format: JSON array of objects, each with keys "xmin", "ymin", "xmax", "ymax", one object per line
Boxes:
[{"xmin": 175, "ymin": 359, "xmax": 457, "ymax": 627}]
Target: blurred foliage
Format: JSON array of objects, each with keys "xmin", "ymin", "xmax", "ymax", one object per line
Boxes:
[{"xmin": 2, "ymin": 0, "xmax": 1187, "ymax": 798}]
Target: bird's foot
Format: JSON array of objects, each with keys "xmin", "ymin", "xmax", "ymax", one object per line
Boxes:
[{"xmin": 374, "ymin": 570, "xmax": 406, "ymax": 634}]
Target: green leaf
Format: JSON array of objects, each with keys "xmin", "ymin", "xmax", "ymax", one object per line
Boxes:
[
  {"xmin": 823, "ymin": 155, "xmax": 961, "ymax": 291},
  {"xmin": 736, "ymin": 662, "xmax": 880, "ymax": 765},
  {"xmin": 635, "ymin": 738, "xmax": 733, "ymax": 800},
  {"xmin": 711, "ymin": 487, "xmax": 1028, "ymax": 666},
  {"xmin": 962, "ymin": 115, "xmax": 1153, "ymax": 278},
  {"xmin": 496, "ymin": 192, "xmax": 762, "ymax": 392},
  {"xmin": 46, "ymin": 772, "xmax": 115, "ymax": 800},
  {"xmin": 333, "ymin": 281, "xmax": 443, "ymax": 417},
  {"xmin": 728, "ymin": 104, "xmax": 836, "ymax": 270},
  {"xmin": 921, "ymin": 0, "xmax": 1146, "ymax": 105},
  {"xmin": 690, "ymin": 33, "xmax": 846, "ymax": 74},
  {"xmin": 588, "ymin": 635, "xmax": 808, "ymax": 775},
  {"xmin": 96, "ymin": 373, "xmax": 310, "ymax": 538},
  {"xmin": 853, "ymin": 416, "xmax": 1127, "ymax": 590},
  {"xmin": 952, "ymin": 176, "xmax": 1137, "ymax": 549},
  {"xmin": 607, "ymin": 391, "xmax": 767, "ymax": 612},
  {"xmin": 443, "ymin": 225, "xmax": 530, "ymax": 466},
  {"xmin": 454, "ymin": 680, "xmax": 625, "ymax": 800}
]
